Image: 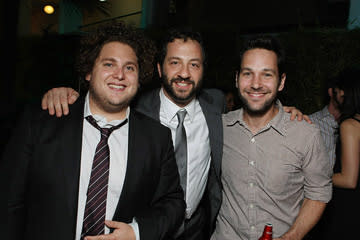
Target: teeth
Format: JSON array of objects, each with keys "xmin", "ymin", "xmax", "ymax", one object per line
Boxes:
[
  {"xmin": 177, "ymin": 82, "xmax": 189, "ymax": 87},
  {"xmin": 249, "ymin": 93, "xmax": 264, "ymax": 97},
  {"xmin": 109, "ymin": 84, "xmax": 125, "ymax": 89}
]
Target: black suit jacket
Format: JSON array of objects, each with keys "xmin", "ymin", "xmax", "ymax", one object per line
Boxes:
[
  {"xmin": 1, "ymin": 97, "xmax": 185, "ymax": 240},
  {"xmin": 133, "ymin": 88, "xmax": 225, "ymax": 238}
]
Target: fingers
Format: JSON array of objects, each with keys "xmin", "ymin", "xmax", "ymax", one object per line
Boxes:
[
  {"xmin": 53, "ymin": 88, "xmax": 66, "ymax": 117},
  {"xmin": 69, "ymin": 90, "xmax": 80, "ymax": 104},
  {"xmin": 43, "ymin": 90, "xmax": 56, "ymax": 116},
  {"xmin": 289, "ymin": 111, "xmax": 297, "ymax": 121},
  {"xmin": 303, "ymin": 114, "xmax": 312, "ymax": 124},
  {"xmin": 289, "ymin": 109, "xmax": 300, "ymax": 121},
  {"xmin": 84, "ymin": 235, "xmax": 107, "ymax": 240},
  {"xmin": 41, "ymin": 87, "xmax": 79, "ymax": 117},
  {"xmin": 296, "ymin": 111, "xmax": 303, "ymax": 121},
  {"xmin": 41, "ymin": 92, "xmax": 49, "ymax": 110},
  {"xmin": 105, "ymin": 220, "xmax": 122, "ymax": 229},
  {"xmin": 60, "ymin": 88, "xmax": 80, "ymax": 116}
]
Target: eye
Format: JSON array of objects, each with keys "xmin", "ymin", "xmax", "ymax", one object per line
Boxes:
[
  {"xmin": 104, "ymin": 62, "xmax": 113, "ymax": 67},
  {"xmin": 170, "ymin": 60, "xmax": 179, "ymax": 65},
  {"xmin": 191, "ymin": 63, "xmax": 200, "ymax": 68},
  {"xmin": 126, "ymin": 65, "xmax": 135, "ymax": 71},
  {"xmin": 264, "ymin": 72, "xmax": 274, "ymax": 78}
]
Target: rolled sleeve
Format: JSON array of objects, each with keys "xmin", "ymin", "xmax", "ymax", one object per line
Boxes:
[{"xmin": 303, "ymin": 128, "xmax": 333, "ymax": 203}]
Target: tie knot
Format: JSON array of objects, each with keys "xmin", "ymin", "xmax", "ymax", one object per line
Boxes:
[
  {"xmin": 100, "ymin": 128, "xmax": 112, "ymax": 139},
  {"xmin": 176, "ymin": 110, "xmax": 187, "ymax": 125},
  {"xmin": 85, "ymin": 115, "xmax": 128, "ymax": 139}
]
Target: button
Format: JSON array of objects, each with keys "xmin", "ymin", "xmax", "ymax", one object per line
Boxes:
[
  {"xmin": 250, "ymin": 138, "xmax": 255, "ymax": 143},
  {"xmin": 249, "ymin": 204, "xmax": 254, "ymax": 209},
  {"xmin": 249, "ymin": 161, "xmax": 255, "ymax": 166},
  {"xmin": 250, "ymin": 225, "xmax": 256, "ymax": 231},
  {"xmin": 249, "ymin": 182, "xmax": 254, "ymax": 187}
]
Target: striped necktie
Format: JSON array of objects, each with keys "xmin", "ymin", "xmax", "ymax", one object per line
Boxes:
[{"xmin": 81, "ymin": 115, "xmax": 128, "ymax": 239}]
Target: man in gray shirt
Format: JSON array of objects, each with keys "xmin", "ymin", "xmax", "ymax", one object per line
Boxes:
[
  {"xmin": 211, "ymin": 36, "xmax": 332, "ymax": 240},
  {"xmin": 309, "ymin": 78, "xmax": 343, "ymax": 169}
]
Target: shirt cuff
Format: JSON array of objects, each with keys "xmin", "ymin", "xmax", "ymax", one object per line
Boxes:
[{"xmin": 129, "ymin": 218, "xmax": 140, "ymax": 240}]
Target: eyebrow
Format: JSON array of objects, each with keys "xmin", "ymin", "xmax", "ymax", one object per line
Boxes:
[
  {"xmin": 167, "ymin": 56, "xmax": 202, "ymax": 62},
  {"xmin": 262, "ymin": 68, "xmax": 277, "ymax": 74},
  {"xmin": 101, "ymin": 57, "xmax": 138, "ymax": 66},
  {"xmin": 240, "ymin": 67, "xmax": 276, "ymax": 74}
]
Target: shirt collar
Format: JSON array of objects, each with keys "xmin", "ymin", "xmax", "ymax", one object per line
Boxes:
[
  {"xmin": 321, "ymin": 105, "xmax": 337, "ymax": 121},
  {"xmin": 224, "ymin": 100, "xmax": 286, "ymax": 136},
  {"xmin": 159, "ymin": 87, "xmax": 197, "ymax": 123},
  {"xmin": 84, "ymin": 92, "xmax": 129, "ymax": 128}
]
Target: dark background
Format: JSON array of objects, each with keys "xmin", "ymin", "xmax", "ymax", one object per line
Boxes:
[{"xmin": 1, "ymin": 0, "xmax": 359, "ymax": 153}]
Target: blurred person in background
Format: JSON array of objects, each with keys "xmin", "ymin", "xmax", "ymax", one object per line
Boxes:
[{"xmin": 319, "ymin": 67, "xmax": 360, "ymax": 239}]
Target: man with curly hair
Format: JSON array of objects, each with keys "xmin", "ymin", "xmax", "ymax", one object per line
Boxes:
[
  {"xmin": 40, "ymin": 27, "xmax": 226, "ymax": 240},
  {"xmin": 1, "ymin": 22, "xmax": 185, "ymax": 240},
  {"xmin": 38, "ymin": 26, "xmax": 308, "ymax": 240}
]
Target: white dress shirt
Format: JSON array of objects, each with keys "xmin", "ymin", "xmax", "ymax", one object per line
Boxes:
[
  {"xmin": 159, "ymin": 88, "xmax": 211, "ymax": 218},
  {"xmin": 75, "ymin": 93, "xmax": 139, "ymax": 240}
]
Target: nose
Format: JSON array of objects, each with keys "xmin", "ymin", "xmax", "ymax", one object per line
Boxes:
[
  {"xmin": 178, "ymin": 65, "xmax": 190, "ymax": 79},
  {"xmin": 112, "ymin": 67, "xmax": 124, "ymax": 80},
  {"xmin": 250, "ymin": 74, "xmax": 261, "ymax": 89}
]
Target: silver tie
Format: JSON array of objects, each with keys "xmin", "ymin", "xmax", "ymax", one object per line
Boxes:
[{"xmin": 175, "ymin": 109, "xmax": 188, "ymax": 197}]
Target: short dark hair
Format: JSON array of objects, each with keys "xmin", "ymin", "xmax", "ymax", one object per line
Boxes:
[
  {"xmin": 157, "ymin": 27, "xmax": 206, "ymax": 66},
  {"xmin": 239, "ymin": 35, "xmax": 286, "ymax": 76},
  {"xmin": 76, "ymin": 21, "xmax": 156, "ymax": 89}
]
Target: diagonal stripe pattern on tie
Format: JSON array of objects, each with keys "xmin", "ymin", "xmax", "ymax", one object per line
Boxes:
[{"xmin": 81, "ymin": 116, "xmax": 128, "ymax": 239}]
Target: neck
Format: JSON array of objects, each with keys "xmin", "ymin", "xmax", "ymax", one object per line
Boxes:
[
  {"xmin": 243, "ymin": 104, "xmax": 279, "ymax": 134},
  {"xmin": 162, "ymin": 88, "xmax": 194, "ymax": 108},
  {"xmin": 327, "ymin": 102, "xmax": 341, "ymax": 122},
  {"xmin": 89, "ymin": 99, "xmax": 128, "ymax": 122}
]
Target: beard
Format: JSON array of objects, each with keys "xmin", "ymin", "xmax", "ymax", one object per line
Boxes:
[
  {"xmin": 89, "ymin": 81, "xmax": 136, "ymax": 114},
  {"xmin": 161, "ymin": 72, "xmax": 203, "ymax": 105},
  {"xmin": 238, "ymin": 89, "xmax": 278, "ymax": 117}
]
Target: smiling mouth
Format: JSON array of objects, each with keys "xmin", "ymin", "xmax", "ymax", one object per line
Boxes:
[
  {"xmin": 176, "ymin": 81, "xmax": 191, "ymax": 87},
  {"xmin": 171, "ymin": 78, "xmax": 194, "ymax": 90},
  {"xmin": 108, "ymin": 84, "xmax": 125, "ymax": 90},
  {"xmin": 249, "ymin": 93, "xmax": 265, "ymax": 97}
]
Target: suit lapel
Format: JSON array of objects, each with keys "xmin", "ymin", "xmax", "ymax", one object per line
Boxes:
[
  {"xmin": 198, "ymin": 92, "xmax": 223, "ymax": 179},
  {"xmin": 113, "ymin": 110, "xmax": 143, "ymax": 221},
  {"xmin": 134, "ymin": 88, "xmax": 161, "ymax": 121},
  {"xmin": 60, "ymin": 98, "xmax": 85, "ymax": 220}
]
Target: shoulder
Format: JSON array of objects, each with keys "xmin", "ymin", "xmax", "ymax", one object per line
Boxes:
[
  {"xmin": 222, "ymin": 108, "xmax": 241, "ymax": 122},
  {"xmin": 340, "ymin": 118, "xmax": 360, "ymax": 136},
  {"xmin": 308, "ymin": 110, "xmax": 322, "ymax": 121},
  {"xmin": 283, "ymin": 111, "xmax": 321, "ymax": 137},
  {"xmin": 130, "ymin": 109, "xmax": 170, "ymax": 134},
  {"xmin": 201, "ymin": 88, "xmax": 225, "ymax": 100},
  {"xmin": 135, "ymin": 88, "xmax": 160, "ymax": 104},
  {"xmin": 198, "ymin": 88, "xmax": 226, "ymax": 111}
]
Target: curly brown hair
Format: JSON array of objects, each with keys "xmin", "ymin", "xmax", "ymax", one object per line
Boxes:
[{"xmin": 76, "ymin": 21, "xmax": 156, "ymax": 90}]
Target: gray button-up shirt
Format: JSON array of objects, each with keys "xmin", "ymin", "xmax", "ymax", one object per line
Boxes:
[{"xmin": 212, "ymin": 101, "xmax": 332, "ymax": 240}]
